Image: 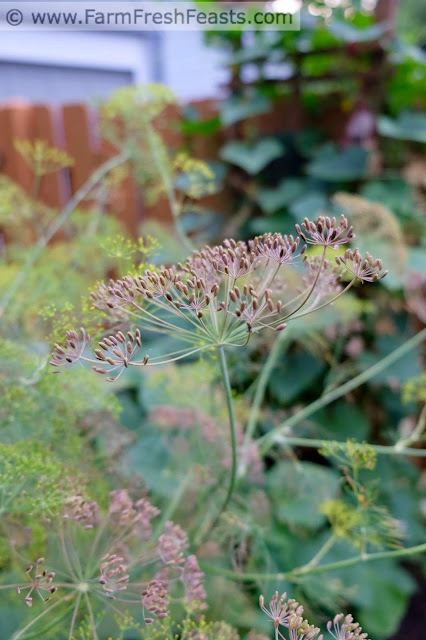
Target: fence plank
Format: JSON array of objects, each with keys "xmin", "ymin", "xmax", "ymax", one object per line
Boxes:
[
  {"xmin": 33, "ymin": 104, "xmax": 68, "ymax": 209},
  {"xmin": 62, "ymin": 104, "xmax": 96, "ymax": 195},
  {"xmin": 0, "ymin": 102, "xmax": 34, "ymax": 194}
]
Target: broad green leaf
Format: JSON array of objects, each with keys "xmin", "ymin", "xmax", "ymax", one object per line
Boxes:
[
  {"xmin": 406, "ymin": 246, "xmax": 426, "ymax": 275},
  {"xmin": 313, "ymin": 402, "xmax": 370, "ymax": 441},
  {"xmin": 220, "ymin": 93, "xmax": 271, "ymax": 126},
  {"xmin": 360, "ymin": 179, "xmax": 417, "ymax": 221},
  {"xmin": 120, "ymin": 428, "xmax": 174, "ymax": 496},
  {"xmin": 306, "ymin": 144, "xmax": 369, "ymax": 181},
  {"xmin": 357, "ymin": 566, "xmax": 416, "ymax": 638},
  {"xmin": 256, "ymin": 178, "xmax": 307, "ymax": 214},
  {"xmin": 378, "ymin": 111, "xmax": 426, "ymax": 143},
  {"xmin": 356, "ymin": 335, "xmax": 422, "ymax": 386},
  {"xmin": 181, "ymin": 115, "xmax": 221, "ymax": 136},
  {"xmin": 374, "ymin": 456, "xmax": 426, "ymax": 545},
  {"xmin": 267, "ymin": 461, "xmax": 340, "ymax": 529},
  {"xmin": 268, "ymin": 351, "xmax": 324, "ymax": 405},
  {"xmin": 329, "ymin": 20, "xmax": 390, "ymax": 43},
  {"xmin": 228, "ymin": 45, "xmax": 275, "ymax": 65},
  {"xmin": 289, "ymin": 191, "xmax": 328, "ymax": 219},
  {"xmin": 315, "ymin": 540, "xmax": 416, "ymax": 638},
  {"xmin": 391, "ymin": 39, "xmax": 426, "ymax": 64},
  {"xmin": 293, "ymin": 129, "xmax": 324, "ymax": 157},
  {"xmin": 220, "ymin": 138, "xmax": 284, "ymax": 174},
  {"xmin": 248, "ymin": 213, "xmax": 293, "ymax": 234}
]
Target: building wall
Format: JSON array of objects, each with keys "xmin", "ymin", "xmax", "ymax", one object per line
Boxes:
[{"xmin": 0, "ymin": 30, "xmax": 225, "ymax": 104}]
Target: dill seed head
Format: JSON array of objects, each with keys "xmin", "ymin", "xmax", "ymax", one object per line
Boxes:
[
  {"xmin": 142, "ymin": 579, "xmax": 169, "ymax": 623},
  {"xmin": 17, "ymin": 559, "xmax": 57, "ymax": 606},
  {"xmin": 296, "ymin": 214, "xmax": 354, "ymax": 249},
  {"xmin": 327, "ymin": 613, "xmax": 370, "ymax": 640},
  {"xmin": 335, "ymin": 249, "xmax": 388, "ymax": 282},
  {"xmin": 52, "ymin": 218, "xmax": 387, "ymax": 378}
]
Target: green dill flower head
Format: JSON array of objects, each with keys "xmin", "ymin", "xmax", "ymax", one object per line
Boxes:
[
  {"xmin": 14, "ymin": 139, "xmax": 74, "ymax": 176},
  {"xmin": 402, "ymin": 372, "xmax": 426, "ymax": 404},
  {"xmin": 319, "ymin": 440, "xmax": 377, "ymax": 472}
]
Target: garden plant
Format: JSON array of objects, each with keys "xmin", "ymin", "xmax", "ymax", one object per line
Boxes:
[{"xmin": 1, "ymin": 7, "xmax": 426, "ymax": 636}]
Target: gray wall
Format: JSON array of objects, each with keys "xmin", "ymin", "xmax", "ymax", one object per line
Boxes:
[{"xmin": 0, "ymin": 61, "xmax": 133, "ymax": 103}]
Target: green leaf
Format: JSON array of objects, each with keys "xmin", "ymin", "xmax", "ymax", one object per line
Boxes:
[
  {"xmin": 356, "ymin": 335, "xmax": 422, "ymax": 386},
  {"xmin": 220, "ymin": 93, "xmax": 271, "ymax": 126},
  {"xmin": 228, "ymin": 45, "xmax": 276, "ymax": 65},
  {"xmin": 293, "ymin": 129, "xmax": 324, "ymax": 158},
  {"xmin": 406, "ymin": 247, "xmax": 426, "ymax": 275},
  {"xmin": 329, "ymin": 20, "xmax": 390, "ymax": 43},
  {"xmin": 378, "ymin": 111, "xmax": 426, "ymax": 143},
  {"xmin": 357, "ymin": 567, "xmax": 415, "ymax": 638},
  {"xmin": 360, "ymin": 179, "xmax": 417, "ymax": 220},
  {"xmin": 306, "ymin": 144, "xmax": 369, "ymax": 181},
  {"xmin": 289, "ymin": 191, "xmax": 328, "ymax": 219},
  {"xmin": 248, "ymin": 213, "xmax": 292, "ymax": 235},
  {"xmin": 313, "ymin": 402, "xmax": 370, "ymax": 441},
  {"xmin": 120, "ymin": 428, "xmax": 174, "ymax": 497},
  {"xmin": 376, "ymin": 456, "xmax": 426, "ymax": 546},
  {"xmin": 220, "ymin": 138, "xmax": 284, "ymax": 174},
  {"xmin": 267, "ymin": 461, "xmax": 340, "ymax": 529},
  {"xmin": 318, "ymin": 540, "xmax": 417, "ymax": 638},
  {"xmin": 181, "ymin": 115, "xmax": 221, "ymax": 136},
  {"xmin": 256, "ymin": 178, "xmax": 307, "ymax": 214},
  {"xmin": 268, "ymin": 351, "xmax": 324, "ymax": 405}
]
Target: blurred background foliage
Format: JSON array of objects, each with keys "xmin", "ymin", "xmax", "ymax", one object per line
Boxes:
[{"xmin": 1, "ymin": 1, "xmax": 426, "ymax": 638}]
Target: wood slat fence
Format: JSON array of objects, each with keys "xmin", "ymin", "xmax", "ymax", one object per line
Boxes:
[{"xmin": 0, "ymin": 99, "xmax": 224, "ymax": 235}]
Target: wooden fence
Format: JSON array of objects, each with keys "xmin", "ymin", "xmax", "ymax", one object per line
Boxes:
[
  {"xmin": 0, "ymin": 99, "xmax": 226, "ymax": 235},
  {"xmin": 0, "ymin": 0, "xmax": 397, "ymax": 236}
]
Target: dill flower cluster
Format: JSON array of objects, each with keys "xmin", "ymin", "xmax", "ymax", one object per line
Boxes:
[
  {"xmin": 8, "ymin": 490, "xmax": 206, "ymax": 638},
  {"xmin": 51, "ymin": 215, "xmax": 387, "ymax": 380}
]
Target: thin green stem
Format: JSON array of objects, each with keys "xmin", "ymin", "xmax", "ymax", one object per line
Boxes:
[
  {"xmin": 258, "ymin": 328, "xmax": 426, "ymax": 456},
  {"xmin": 0, "ymin": 152, "xmax": 128, "ymax": 319},
  {"xmin": 68, "ymin": 591, "xmax": 82, "ymax": 640},
  {"xmin": 202, "ymin": 542, "xmax": 426, "ymax": 583},
  {"xmin": 84, "ymin": 592, "xmax": 99, "ymax": 640},
  {"xmin": 239, "ymin": 329, "xmax": 291, "ymax": 477},
  {"xmin": 299, "ymin": 534, "xmax": 337, "ymax": 571},
  {"xmin": 286, "ymin": 278, "xmax": 357, "ymax": 322},
  {"xmin": 144, "ymin": 123, "xmax": 192, "ymax": 254},
  {"xmin": 198, "ymin": 346, "xmax": 237, "ymax": 541},
  {"xmin": 395, "ymin": 403, "xmax": 426, "ymax": 449},
  {"xmin": 11, "ymin": 594, "xmax": 72, "ymax": 640},
  {"xmin": 153, "ymin": 469, "xmax": 193, "ymax": 539},
  {"xmin": 257, "ymin": 435, "xmax": 426, "ymax": 457}
]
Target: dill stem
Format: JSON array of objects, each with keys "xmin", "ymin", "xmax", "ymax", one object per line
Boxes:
[
  {"xmin": 258, "ymin": 327, "xmax": 426, "ymax": 456},
  {"xmin": 202, "ymin": 541, "xmax": 426, "ymax": 583},
  {"xmin": 197, "ymin": 346, "xmax": 237, "ymax": 542},
  {"xmin": 0, "ymin": 152, "xmax": 128, "ymax": 319},
  {"xmin": 239, "ymin": 328, "xmax": 291, "ymax": 477}
]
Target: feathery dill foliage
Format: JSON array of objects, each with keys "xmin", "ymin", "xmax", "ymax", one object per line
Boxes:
[
  {"xmin": 52, "ymin": 215, "xmax": 387, "ymax": 379},
  {"xmin": 0, "ymin": 441, "xmax": 73, "ymax": 520},
  {"xmin": 3, "ymin": 489, "xmax": 207, "ymax": 639},
  {"xmin": 0, "ymin": 339, "xmax": 121, "ymax": 461},
  {"xmin": 320, "ymin": 440, "xmax": 404, "ymax": 551},
  {"xmin": 99, "ymin": 84, "xmax": 177, "ymax": 204},
  {"xmin": 402, "ymin": 371, "xmax": 426, "ymax": 404}
]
